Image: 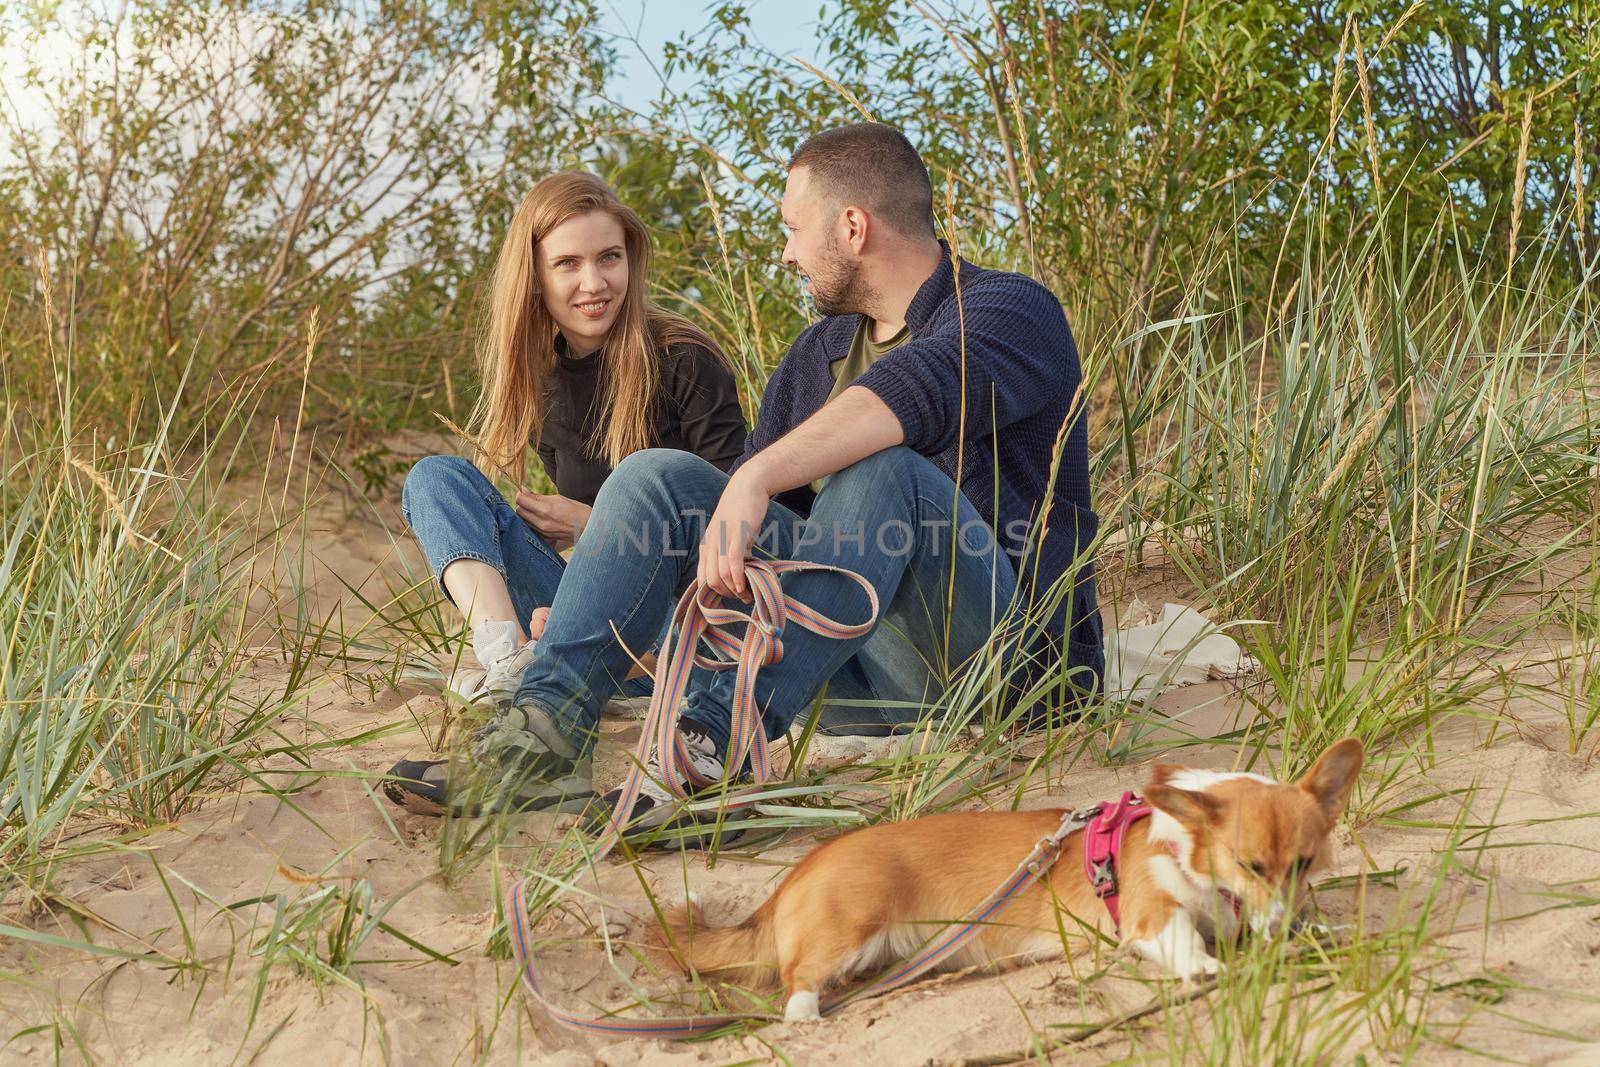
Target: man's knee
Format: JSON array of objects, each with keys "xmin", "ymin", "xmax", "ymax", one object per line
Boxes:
[
  {"xmin": 402, "ymin": 454, "xmax": 481, "ymax": 512},
  {"xmin": 608, "ymin": 447, "xmax": 706, "ymax": 489},
  {"xmin": 819, "ymin": 446, "xmax": 923, "ymax": 503},
  {"xmin": 576, "ymin": 449, "xmax": 719, "ymax": 561},
  {"xmin": 594, "ymin": 448, "xmax": 720, "ymax": 526},
  {"xmin": 839, "ymin": 446, "xmax": 922, "ymax": 482},
  {"xmin": 807, "ymin": 448, "xmax": 924, "ymax": 555}
]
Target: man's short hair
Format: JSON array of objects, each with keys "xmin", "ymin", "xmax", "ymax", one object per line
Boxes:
[{"xmin": 787, "ymin": 123, "xmax": 936, "ymax": 240}]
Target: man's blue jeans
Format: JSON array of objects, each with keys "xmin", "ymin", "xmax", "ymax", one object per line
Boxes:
[
  {"xmin": 511, "ymin": 446, "xmax": 1019, "ymax": 755},
  {"xmin": 400, "ymin": 454, "xmax": 655, "ymax": 697}
]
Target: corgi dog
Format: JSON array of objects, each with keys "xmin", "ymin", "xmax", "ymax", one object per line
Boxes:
[{"xmin": 659, "ymin": 738, "xmax": 1363, "ymax": 1022}]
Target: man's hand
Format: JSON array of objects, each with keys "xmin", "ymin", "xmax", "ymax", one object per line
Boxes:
[
  {"xmin": 698, "ymin": 467, "xmax": 772, "ymax": 600},
  {"xmin": 693, "ymin": 387, "xmax": 904, "ymax": 598},
  {"xmin": 515, "ymin": 491, "xmax": 592, "ymax": 550}
]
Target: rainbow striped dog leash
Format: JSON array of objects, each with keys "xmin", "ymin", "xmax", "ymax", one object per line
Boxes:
[{"xmin": 506, "ymin": 558, "xmax": 1093, "ymax": 1037}]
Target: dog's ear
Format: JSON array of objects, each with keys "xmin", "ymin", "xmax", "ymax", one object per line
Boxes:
[
  {"xmin": 1148, "ymin": 764, "xmax": 1182, "ymax": 786},
  {"xmin": 1145, "ymin": 783, "xmax": 1223, "ymax": 830},
  {"xmin": 1296, "ymin": 737, "xmax": 1364, "ymax": 820}
]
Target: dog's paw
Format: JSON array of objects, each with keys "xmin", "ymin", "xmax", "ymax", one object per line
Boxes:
[
  {"xmin": 783, "ymin": 991, "xmax": 822, "ymax": 1022},
  {"xmin": 1129, "ymin": 920, "xmax": 1222, "ymax": 982},
  {"xmin": 1161, "ymin": 950, "xmax": 1221, "ymax": 982}
]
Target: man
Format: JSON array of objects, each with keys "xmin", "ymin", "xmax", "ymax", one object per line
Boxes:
[{"xmin": 385, "ymin": 123, "xmax": 1104, "ymax": 839}]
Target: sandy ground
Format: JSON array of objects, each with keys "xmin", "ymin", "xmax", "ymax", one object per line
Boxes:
[{"xmin": 4, "ymin": 448, "xmax": 1599, "ymax": 1066}]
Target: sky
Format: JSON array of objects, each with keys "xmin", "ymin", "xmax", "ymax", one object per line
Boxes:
[{"xmin": 594, "ymin": 0, "xmax": 830, "ymax": 116}]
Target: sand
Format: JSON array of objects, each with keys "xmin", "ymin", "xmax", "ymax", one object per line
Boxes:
[{"xmin": 4, "ymin": 452, "xmax": 1598, "ymax": 1066}]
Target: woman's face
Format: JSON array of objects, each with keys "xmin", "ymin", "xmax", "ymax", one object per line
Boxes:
[{"xmin": 537, "ymin": 210, "xmax": 629, "ymax": 356}]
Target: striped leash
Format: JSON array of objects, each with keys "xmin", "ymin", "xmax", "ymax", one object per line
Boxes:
[{"xmin": 506, "ymin": 558, "xmax": 1091, "ymax": 1037}]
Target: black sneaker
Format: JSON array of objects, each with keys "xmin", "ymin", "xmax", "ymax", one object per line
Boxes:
[
  {"xmin": 586, "ymin": 723, "xmax": 746, "ymax": 850},
  {"xmin": 383, "ymin": 703, "xmax": 594, "ymax": 816}
]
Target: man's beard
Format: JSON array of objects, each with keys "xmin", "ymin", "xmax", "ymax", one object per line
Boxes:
[{"xmin": 805, "ymin": 238, "xmax": 878, "ymax": 317}]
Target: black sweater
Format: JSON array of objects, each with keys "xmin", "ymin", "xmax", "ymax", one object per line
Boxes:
[{"xmin": 536, "ymin": 341, "xmax": 748, "ymax": 504}]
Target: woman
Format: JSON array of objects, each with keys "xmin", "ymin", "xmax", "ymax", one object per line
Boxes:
[{"xmin": 402, "ymin": 172, "xmax": 747, "ymax": 706}]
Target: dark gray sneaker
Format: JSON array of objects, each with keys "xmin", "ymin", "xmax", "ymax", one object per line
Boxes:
[{"xmin": 383, "ymin": 702, "xmax": 594, "ymax": 816}]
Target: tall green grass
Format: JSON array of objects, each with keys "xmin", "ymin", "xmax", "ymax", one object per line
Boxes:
[
  {"xmin": 0, "ymin": 373, "xmax": 320, "ymax": 893},
  {"xmin": 1085, "ymin": 205, "xmax": 1599, "ymax": 778}
]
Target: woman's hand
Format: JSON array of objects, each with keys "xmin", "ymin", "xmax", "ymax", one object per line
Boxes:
[
  {"xmin": 515, "ymin": 491, "xmax": 592, "ymax": 549},
  {"xmin": 527, "ymin": 606, "xmax": 551, "ymax": 641}
]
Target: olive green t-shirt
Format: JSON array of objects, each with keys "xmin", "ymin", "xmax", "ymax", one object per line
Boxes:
[{"xmin": 811, "ymin": 316, "xmax": 911, "ymax": 492}]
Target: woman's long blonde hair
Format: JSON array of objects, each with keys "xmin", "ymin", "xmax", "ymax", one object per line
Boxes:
[{"xmin": 472, "ymin": 171, "xmax": 729, "ymax": 483}]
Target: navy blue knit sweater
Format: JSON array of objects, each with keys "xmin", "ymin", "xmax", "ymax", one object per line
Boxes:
[{"xmin": 732, "ymin": 244, "xmax": 1105, "ymax": 696}]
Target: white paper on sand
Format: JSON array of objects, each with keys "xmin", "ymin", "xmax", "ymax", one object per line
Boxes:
[
  {"xmin": 800, "ymin": 599, "xmax": 1256, "ymax": 766},
  {"xmin": 1103, "ymin": 598, "xmax": 1258, "ymax": 702}
]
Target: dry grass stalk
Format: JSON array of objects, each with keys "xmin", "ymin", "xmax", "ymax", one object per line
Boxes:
[
  {"xmin": 1576, "ymin": 111, "xmax": 1588, "ymax": 243},
  {"xmin": 1352, "ymin": 22, "xmax": 1383, "ymax": 200},
  {"xmin": 1509, "ymin": 93, "xmax": 1535, "ymax": 280},
  {"xmin": 65, "ymin": 451, "xmax": 181, "ymax": 561},
  {"xmin": 1316, "ymin": 387, "xmax": 1402, "ymax": 499}
]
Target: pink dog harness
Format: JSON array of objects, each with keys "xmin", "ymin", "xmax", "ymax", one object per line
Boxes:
[
  {"xmin": 1081, "ymin": 791, "xmax": 1153, "ymax": 932},
  {"xmin": 1081, "ymin": 790, "xmax": 1244, "ymax": 933}
]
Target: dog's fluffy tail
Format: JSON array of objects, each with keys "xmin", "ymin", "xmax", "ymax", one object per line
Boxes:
[{"xmin": 657, "ymin": 895, "xmax": 779, "ymax": 989}]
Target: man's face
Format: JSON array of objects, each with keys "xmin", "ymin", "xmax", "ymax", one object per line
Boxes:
[{"xmin": 780, "ymin": 166, "xmax": 871, "ymax": 317}]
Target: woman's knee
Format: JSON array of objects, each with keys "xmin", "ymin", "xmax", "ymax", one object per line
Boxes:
[{"xmin": 401, "ymin": 454, "xmax": 484, "ymax": 514}]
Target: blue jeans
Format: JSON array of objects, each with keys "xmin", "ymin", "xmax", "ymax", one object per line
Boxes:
[
  {"xmin": 511, "ymin": 447, "xmax": 1019, "ymax": 754},
  {"xmin": 400, "ymin": 454, "xmax": 653, "ymax": 697}
]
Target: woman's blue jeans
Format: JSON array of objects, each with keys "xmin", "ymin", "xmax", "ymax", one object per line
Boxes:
[
  {"xmin": 400, "ymin": 455, "xmax": 653, "ymax": 698},
  {"xmin": 509, "ymin": 446, "xmax": 1020, "ymax": 755}
]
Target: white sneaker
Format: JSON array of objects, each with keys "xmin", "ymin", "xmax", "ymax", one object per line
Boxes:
[
  {"xmin": 482, "ymin": 642, "xmax": 538, "ymax": 704},
  {"xmin": 445, "ymin": 661, "xmax": 487, "ymax": 699},
  {"xmin": 635, "ymin": 723, "xmax": 727, "ymax": 808},
  {"xmin": 447, "ymin": 642, "xmax": 536, "ymax": 706}
]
